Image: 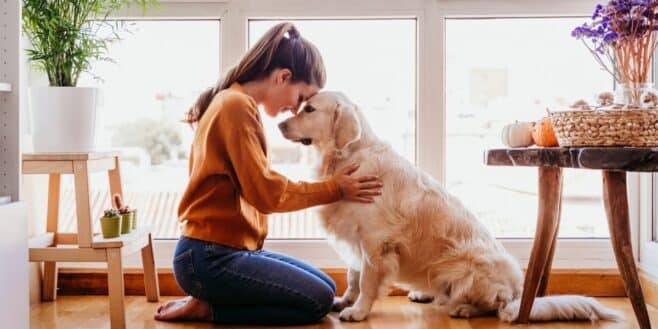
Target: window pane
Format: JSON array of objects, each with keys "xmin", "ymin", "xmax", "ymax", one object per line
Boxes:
[
  {"xmin": 654, "ymin": 174, "xmax": 658, "ymax": 241},
  {"xmin": 249, "ymin": 19, "xmax": 416, "ymax": 238},
  {"xmin": 58, "ymin": 20, "xmax": 221, "ymax": 239},
  {"xmin": 446, "ymin": 18, "xmax": 611, "ymax": 238}
]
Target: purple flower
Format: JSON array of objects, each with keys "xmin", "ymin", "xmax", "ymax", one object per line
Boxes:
[
  {"xmin": 593, "ymin": 4, "xmax": 604, "ymax": 18},
  {"xmin": 571, "ymin": 25, "xmax": 591, "ymax": 38},
  {"xmin": 573, "ymin": 0, "xmax": 658, "ymax": 83},
  {"xmin": 604, "ymin": 31, "xmax": 619, "ymax": 41},
  {"xmin": 575, "ymin": 0, "xmax": 658, "ymax": 42}
]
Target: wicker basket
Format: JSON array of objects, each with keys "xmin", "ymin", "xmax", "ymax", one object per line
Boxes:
[{"xmin": 550, "ymin": 109, "xmax": 658, "ymax": 147}]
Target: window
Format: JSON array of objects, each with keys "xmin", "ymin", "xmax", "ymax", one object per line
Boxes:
[
  {"xmin": 653, "ymin": 210, "xmax": 658, "ymax": 242},
  {"xmin": 57, "ymin": 20, "xmax": 221, "ymax": 238},
  {"xmin": 639, "ymin": 173, "xmax": 658, "ymax": 273},
  {"xmin": 641, "ymin": 173, "xmax": 658, "ymax": 241},
  {"xmin": 446, "ymin": 18, "xmax": 612, "ymax": 238},
  {"xmin": 651, "ymin": 195, "xmax": 658, "ymax": 242},
  {"xmin": 31, "ymin": 0, "xmax": 626, "ymax": 269},
  {"xmin": 249, "ymin": 19, "xmax": 416, "ymax": 238},
  {"xmin": 651, "ymin": 178, "xmax": 658, "ymax": 242},
  {"xmin": 637, "ymin": 35, "xmax": 658, "ymax": 276}
]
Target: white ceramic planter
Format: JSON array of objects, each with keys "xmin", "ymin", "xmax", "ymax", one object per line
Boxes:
[{"xmin": 30, "ymin": 86, "xmax": 98, "ymax": 153}]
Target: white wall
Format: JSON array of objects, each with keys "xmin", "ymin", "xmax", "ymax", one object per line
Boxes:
[{"xmin": 0, "ymin": 0, "xmax": 29, "ymax": 326}]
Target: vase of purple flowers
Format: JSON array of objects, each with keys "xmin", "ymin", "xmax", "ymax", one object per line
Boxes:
[{"xmin": 572, "ymin": 0, "xmax": 658, "ymax": 107}]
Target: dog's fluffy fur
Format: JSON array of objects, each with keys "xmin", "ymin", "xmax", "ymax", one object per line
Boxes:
[{"xmin": 279, "ymin": 92, "xmax": 622, "ymax": 323}]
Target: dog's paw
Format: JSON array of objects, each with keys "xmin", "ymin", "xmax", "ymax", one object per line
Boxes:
[
  {"xmin": 339, "ymin": 306, "xmax": 369, "ymax": 322},
  {"xmin": 449, "ymin": 304, "xmax": 481, "ymax": 318},
  {"xmin": 332, "ymin": 297, "xmax": 355, "ymax": 312},
  {"xmin": 407, "ymin": 291, "xmax": 435, "ymax": 303},
  {"xmin": 434, "ymin": 294, "xmax": 450, "ymax": 305}
]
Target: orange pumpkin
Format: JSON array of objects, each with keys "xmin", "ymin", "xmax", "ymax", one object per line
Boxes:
[{"xmin": 532, "ymin": 117, "xmax": 559, "ymax": 147}]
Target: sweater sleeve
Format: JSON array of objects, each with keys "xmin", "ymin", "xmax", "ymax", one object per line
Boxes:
[{"xmin": 216, "ymin": 96, "xmax": 342, "ymax": 214}]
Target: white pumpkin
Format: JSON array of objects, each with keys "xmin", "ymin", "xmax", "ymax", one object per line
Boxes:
[{"xmin": 501, "ymin": 121, "xmax": 534, "ymax": 148}]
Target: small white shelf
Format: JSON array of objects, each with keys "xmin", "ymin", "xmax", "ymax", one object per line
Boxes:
[
  {"xmin": 0, "ymin": 82, "xmax": 11, "ymax": 92},
  {"xmin": 0, "ymin": 195, "xmax": 10, "ymax": 205}
]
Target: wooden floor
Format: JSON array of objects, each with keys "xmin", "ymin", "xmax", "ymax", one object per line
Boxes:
[{"xmin": 30, "ymin": 296, "xmax": 658, "ymax": 329}]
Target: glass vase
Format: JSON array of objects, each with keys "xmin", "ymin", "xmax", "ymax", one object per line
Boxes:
[{"xmin": 615, "ymin": 82, "xmax": 656, "ymax": 107}]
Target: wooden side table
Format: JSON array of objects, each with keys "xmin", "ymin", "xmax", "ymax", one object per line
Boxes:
[
  {"xmin": 485, "ymin": 147, "xmax": 653, "ymax": 329},
  {"xmin": 23, "ymin": 152, "xmax": 160, "ymax": 329}
]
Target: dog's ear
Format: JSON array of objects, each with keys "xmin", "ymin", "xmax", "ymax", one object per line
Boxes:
[{"xmin": 333, "ymin": 102, "xmax": 362, "ymax": 149}]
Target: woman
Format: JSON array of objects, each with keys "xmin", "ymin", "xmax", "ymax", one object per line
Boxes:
[{"xmin": 154, "ymin": 22, "xmax": 383, "ymax": 325}]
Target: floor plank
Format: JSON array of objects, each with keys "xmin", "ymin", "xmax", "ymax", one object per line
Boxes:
[{"xmin": 30, "ymin": 296, "xmax": 657, "ymax": 329}]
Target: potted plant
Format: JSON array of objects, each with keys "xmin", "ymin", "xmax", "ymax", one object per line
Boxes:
[
  {"xmin": 22, "ymin": 0, "xmax": 155, "ymax": 153},
  {"xmin": 131, "ymin": 208, "xmax": 138, "ymax": 230},
  {"xmin": 100, "ymin": 209, "xmax": 121, "ymax": 239},
  {"xmin": 572, "ymin": 1, "xmax": 658, "ymax": 106},
  {"xmin": 549, "ymin": 1, "xmax": 658, "ymax": 148},
  {"xmin": 113, "ymin": 194, "xmax": 134, "ymax": 234}
]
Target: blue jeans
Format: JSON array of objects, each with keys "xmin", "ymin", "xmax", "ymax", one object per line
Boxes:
[{"xmin": 173, "ymin": 236, "xmax": 336, "ymax": 325}]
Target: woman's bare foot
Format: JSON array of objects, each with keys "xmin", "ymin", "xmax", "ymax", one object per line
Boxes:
[{"xmin": 154, "ymin": 296, "xmax": 212, "ymax": 322}]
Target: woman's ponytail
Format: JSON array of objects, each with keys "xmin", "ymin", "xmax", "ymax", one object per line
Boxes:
[{"xmin": 184, "ymin": 22, "xmax": 325, "ymax": 127}]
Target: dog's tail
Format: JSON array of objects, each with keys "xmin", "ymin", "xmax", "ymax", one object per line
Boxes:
[{"xmin": 497, "ymin": 295, "xmax": 623, "ymax": 323}]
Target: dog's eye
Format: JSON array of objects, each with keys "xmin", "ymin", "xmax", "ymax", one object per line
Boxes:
[{"xmin": 304, "ymin": 105, "xmax": 316, "ymax": 113}]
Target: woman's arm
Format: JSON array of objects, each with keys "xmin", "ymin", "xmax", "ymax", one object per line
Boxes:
[{"xmin": 218, "ymin": 99, "xmax": 342, "ymax": 214}]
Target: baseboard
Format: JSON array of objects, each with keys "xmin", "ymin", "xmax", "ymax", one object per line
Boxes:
[
  {"xmin": 640, "ymin": 271, "xmax": 658, "ymax": 308},
  {"xmin": 55, "ymin": 268, "xmax": 626, "ymax": 297}
]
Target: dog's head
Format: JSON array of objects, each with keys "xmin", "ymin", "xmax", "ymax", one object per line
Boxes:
[{"xmin": 278, "ymin": 91, "xmax": 362, "ymax": 151}]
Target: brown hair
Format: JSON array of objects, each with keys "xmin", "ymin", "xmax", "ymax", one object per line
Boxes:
[{"xmin": 184, "ymin": 22, "xmax": 326, "ymax": 126}]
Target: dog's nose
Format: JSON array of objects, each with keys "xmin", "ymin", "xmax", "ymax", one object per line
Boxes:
[{"xmin": 278, "ymin": 122, "xmax": 288, "ymax": 133}]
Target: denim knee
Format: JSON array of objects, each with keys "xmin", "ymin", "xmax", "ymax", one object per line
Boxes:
[
  {"xmin": 327, "ymin": 279, "xmax": 337, "ymax": 294},
  {"xmin": 305, "ymin": 282, "xmax": 335, "ymax": 323}
]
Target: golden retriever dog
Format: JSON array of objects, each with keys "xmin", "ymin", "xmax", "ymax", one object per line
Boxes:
[{"xmin": 278, "ymin": 91, "xmax": 622, "ymax": 323}]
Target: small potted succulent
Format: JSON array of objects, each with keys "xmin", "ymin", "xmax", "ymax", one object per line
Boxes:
[
  {"xmin": 131, "ymin": 208, "xmax": 138, "ymax": 230},
  {"xmin": 113, "ymin": 194, "xmax": 134, "ymax": 234},
  {"xmin": 100, "ymin": 209, "xmax": 121, "ymax": 239}
]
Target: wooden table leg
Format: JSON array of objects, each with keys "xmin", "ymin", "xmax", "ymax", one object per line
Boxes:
[
  {"xmin": 141, "ymin": 234, "xmax": 160, "ymax": 302},
  {"xmin": 107, "ymin": 248, "xmax": 126, "ymax": 329},
  {"xmin": 42, "ymin": 262, "xmax": 58, "ymax": 302},
  {"xmin": 73, "ymin": 161, "xmax": 93, "ymax": 248},
  {"xmin": 516, "ymin": 166, "xmax": 563, "ymax": 323},
  {"xmin": 537, "ymin": 191, "xmax": 562, "ymax": 297},
  {"xmin": 43, "ymin": 173, "xmax": 61, "ymax": 301},
  {"xmin": 603, "ymin": 170, "xmax": 651, "ymax": 329}
]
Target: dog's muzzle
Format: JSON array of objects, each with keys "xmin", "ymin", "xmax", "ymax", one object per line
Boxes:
[
  {"xmin": 278, "ymin": 121, "xmax": 289, "ymax": 133},
  {"xmin": 278, "ymin": 121, "xmax": 312, "ymax": 145}
]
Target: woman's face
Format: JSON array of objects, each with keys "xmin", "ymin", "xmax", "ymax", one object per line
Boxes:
[{"xmin": 262, "ymin": 69, "xmax": 320, "ymax": 117}]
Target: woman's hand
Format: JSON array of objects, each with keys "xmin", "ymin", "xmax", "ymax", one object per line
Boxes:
[{"xmin": 334, "ymin": 163, "xmax": 383, "ymax": 203}]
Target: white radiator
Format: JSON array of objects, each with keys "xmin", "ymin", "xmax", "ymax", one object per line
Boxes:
[
  {"xmin": 1, "ymin": 0, "xmax": 28, "ymax": 327},
  {"xmin": 0, "ymin": 202, "xmax": 28, "ymax": 329}
]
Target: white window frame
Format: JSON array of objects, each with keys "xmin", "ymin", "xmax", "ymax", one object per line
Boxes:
[
  {"xmin": 637, "ymin": 53, "xmax": 658, "ymax": 277},
  {"xmin": 639, "ymin": 174, "xmax": 657, "ymax": 275},
  {"xmin": 99, "ymin": 0, "xmax": 646, "ymax": 270}
]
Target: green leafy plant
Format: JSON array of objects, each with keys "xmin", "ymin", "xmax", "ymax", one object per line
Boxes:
[{"xmin": 22, "ymin": 0, "xmax": 157, "ymax": 86}]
